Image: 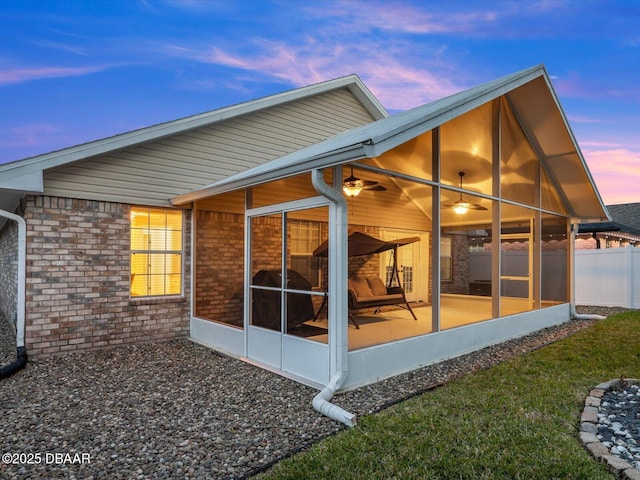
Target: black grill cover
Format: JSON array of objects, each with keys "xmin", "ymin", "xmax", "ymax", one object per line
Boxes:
[{"xmin": 251, "ymin": 269, "xmax": 314, "ymax": 330}]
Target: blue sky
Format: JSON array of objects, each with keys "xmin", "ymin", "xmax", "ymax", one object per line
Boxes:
[{"xmin": 1, "ymin": 0, "xmax": 639, "ymax": 205}]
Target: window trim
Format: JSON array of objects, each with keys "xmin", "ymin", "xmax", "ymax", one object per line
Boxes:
[
  {"xmin": 440, "ymin": 235, "xmax": 453, "ymax": 282},
  {"xmin": 130, "ymin": 206, "xmax": 184, "ymax": 298}
]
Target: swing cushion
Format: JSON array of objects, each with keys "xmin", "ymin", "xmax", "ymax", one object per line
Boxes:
[
  {"xmin": 347, "ymin": 277, "xmax": 405, "ymax": 310},
  {"xmin": 367, "ymin": 277, "xmax": 388, "ymax": 296},
  {"xmin": 350, "ymin": 278, "xmax": 374, "ymax": 298}
]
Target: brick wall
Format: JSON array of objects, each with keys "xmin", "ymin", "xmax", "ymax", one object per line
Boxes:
[
  {"xmin": 441, "ymin": 232, "xmax": 470, "ymax": 294},
  {"xmin": 192, "ymin": 218, "xmax": 392, "ymax": 326},
  {"xmin": 194, "ymin": 210, "xmax": 244, "ymax": 326},
  {"xmin": 0, "ymin": 216, "xmax": 19, "ymax": 325},
  {"xmin": 347, "ymin": 225, "xmax": 383, "ymax": 279},
  {"xmin": 24, "ymin": 196, "xmax": 190, "ymax": 357},
  {"xmin": 250, "ymin": 215, "xmax": 284, "ymax": 273}
]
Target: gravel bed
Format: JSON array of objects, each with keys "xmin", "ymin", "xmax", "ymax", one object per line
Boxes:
[
  {"xmin": 0, "ymin": 307, "xmax": 630, "ymax": 479},
  {"xmin": 597, "ymin": 383, "xmax": 640, "ymax": 471},
  {"xmin": 0, "ymin": 315, "xmax": 16, "ymax": 365}
]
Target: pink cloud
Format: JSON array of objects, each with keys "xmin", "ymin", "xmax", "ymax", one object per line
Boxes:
[
  {"xmin": 582, "ymin": 148, "xmax": 640, "ymax": 204},
  {"xmin": 580, "ymin": 140, "xmax": 627, "ymax": 149},
  {"xmin": 197, "ymin": 39, "xmax": 466, "ymax": 111},
  {"xmin": 567, "ymin": 115, "xmax": 605, "ymax": 125},
  {"xmin": 552, "ymin": 71, "xmax": 596, "ymax": 99},
  {"xmin": 0, "ymin": 65, "xmax": 113, "ymax": 85},
  {"xmin": 201, "ymin": 42, "xmax": 333, "ymax": 86},
  {"xmin": 0, "ymin": 124, "xmax": 61, "ymax": 148},
  {"xmin": 300, "ymin": 0, "xmax": 499, "ymax": 36}
]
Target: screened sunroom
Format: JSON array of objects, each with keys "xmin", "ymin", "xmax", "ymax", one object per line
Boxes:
[{"xmin": 172, "ymin": 66, "xmax": 607, "ymax": 400}]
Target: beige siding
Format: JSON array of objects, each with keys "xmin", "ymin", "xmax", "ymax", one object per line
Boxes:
[
  {"xmin": 43, "ymin": 88, "xmax": 377, "ymax": 206},
  {"xmin": 197, "ymin": 172, "xmax": 432, "ymax": 233}
]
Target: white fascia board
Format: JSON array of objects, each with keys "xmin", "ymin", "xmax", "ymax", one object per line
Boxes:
[
  {"xmin": 0, "ymin": 170, "xmax": 42, "ymax": 224},
  {"xmin": 0, "ymin": 169, "xmax": 43, "ymax": 194},
  {"xmin": 347, "ymin": 77, "xmax": 389, "ymax": 120},
  {"xmin": 0, "ymin": 75, "xmax": 381, "ymax": 179}
]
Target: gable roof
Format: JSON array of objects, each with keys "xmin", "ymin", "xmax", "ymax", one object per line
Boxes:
[
  {"xmin": 607, "ymin": 203, "xmax": 640, "ymax": 230},
  {"xmin": 171, "ymin": 65, "xmax": 609, "ymax": 222},
  {"xmin": 0, "ymin": 75, "xmax": 387, "ymax": 213},
  {"xmin": 578, "ymin": 202, "xmax": 640, "ymax": 235}
]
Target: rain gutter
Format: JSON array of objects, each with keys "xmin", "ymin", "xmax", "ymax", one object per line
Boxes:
[
  {"xmin": 310, "ymin": 168, "xmax": 356, "ymax": 427},
  {"xmin": 0, "ymin": 209, "xmax": 27, "ymax": 379},
  {"xmin": 569, "ymin": 223, "xmax": 606, "ymax": 321}
]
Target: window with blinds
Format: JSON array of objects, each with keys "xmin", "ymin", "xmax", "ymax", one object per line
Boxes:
[
  {"xmin": 440, "ymin": 236, "xmax": 453, "ymax": 282},
  {"xmin": 130, "ymin": 207, "xmax": 183, "ymax": 297},
  {"xmin": 289, "ymin": 220, "xmax": 321, "ymax": 288}
]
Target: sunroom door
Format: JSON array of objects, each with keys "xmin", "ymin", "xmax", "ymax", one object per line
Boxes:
[
  {"xmin": 246, "ymin": 200, "xmax": 330, "ymax": 385},
  {"xmin": 380, "ymin": 230, "xmax": 429, "ymax": 303},
  {"xmin": 500, "ymin": 228, "xmax": 534, "ymax": 315}
]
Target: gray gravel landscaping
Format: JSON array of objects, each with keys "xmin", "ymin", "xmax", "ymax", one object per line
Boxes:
[
  {"xmin": 598, "ymin": 383, "xmax": 640, "ymax": 471},
  {"xmin": 0, "ymin": 307, "xmax": 628, "ymax": 479},
  {"xmin": 0, "ymin": 315, "xmax": 16, "ymax": 365}
]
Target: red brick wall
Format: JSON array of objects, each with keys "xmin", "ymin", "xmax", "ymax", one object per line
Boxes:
[
  {"xmin": 194, "ymin": 210, "xmax": 244, "ymax": 326},
  {"xmin": 23, "ymin": 196, "xmax": 190, "ymax": 357},
  {"xmin": 347, "ymin": 225, "xmax": 383, "ymax": 280},
  {"xmin": 440, "ymin": 233, "xmax": 470, "ymax": 294}
]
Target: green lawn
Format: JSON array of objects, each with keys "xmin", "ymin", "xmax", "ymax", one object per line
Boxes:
[{"xmin": 259, "ymin": 311, "xmax": 640, "ymax": 479}]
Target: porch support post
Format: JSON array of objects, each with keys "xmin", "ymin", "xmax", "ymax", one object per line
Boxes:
[
  {"xmin": 491, "ymin": 98, "xmax": 501, "ymax": 319},
  {"xmin": 431, "ymin": 127, "xmax": 441, "ymax": 333},
  {"xmin": 533, "ymin": 212, "xmax": 541, "ymax": 310}
]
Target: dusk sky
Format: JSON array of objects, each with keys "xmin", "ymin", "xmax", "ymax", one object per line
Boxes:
[{"xmin": 1, "ymin": 0, "xmax": 639, "ymax": 205}]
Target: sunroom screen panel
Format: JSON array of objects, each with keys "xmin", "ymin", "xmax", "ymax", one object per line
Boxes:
[{"xmin": 500, "ymin": 100, "xmax": 538, "ymax": 207}]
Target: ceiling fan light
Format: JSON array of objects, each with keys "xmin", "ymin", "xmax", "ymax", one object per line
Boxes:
[
  {"xmin": 453, "ymin": 202, "xmax": 470, "ymax": 215},
  {"xmin": 343, "ymin": 168, "xmax": 364, "ymax": 197},
  {"xmin": 343, "ymin": 182, "xmax": 363, "ymax": 197}
]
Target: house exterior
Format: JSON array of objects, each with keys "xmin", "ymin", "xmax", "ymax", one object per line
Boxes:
[
  {"xmin": 0, "ymin": 65, "xmax": 609, "ymax": 424},
  {"xmin": 577, "ymin": 202, "xmax": 640, "ymax": 249},
  {"xmin": 0, "ymin": 75, "xmax": 386, "ymax": 358}
]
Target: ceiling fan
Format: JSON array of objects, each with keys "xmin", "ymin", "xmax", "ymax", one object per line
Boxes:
[
  {"xmin": 443, "ymin": 171, "xmax": 488, "ymax": 214},
  {"xmin": 342, "ymin": 167, "xmax": 387, "ymax": 197}
]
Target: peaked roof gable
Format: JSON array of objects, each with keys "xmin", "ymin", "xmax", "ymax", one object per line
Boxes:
[
  {"xmin": 0, "ymin": 75, "xmax": 387, "ymax": 212},
  {"xmin": 172, "ymin": 65, "xmax": 608, "ymax": 222},
  {"xmin": 1, "ymin": 75, "xmax": 386, "ymax": 177},
  {"xmin": 173, "ymin": 66, "xmax": 544, "ymax": 202}
]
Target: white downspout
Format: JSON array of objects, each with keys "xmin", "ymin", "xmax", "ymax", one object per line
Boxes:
[
  {"xmin": 311, "ymin": 168, "xmax": 356, "ymax": 427},
  {"xmin": 570, "ymin": 223, "xmax": 606, "ymax": 321},
  {"xmin": 0, "ymin": 209, "xmax": 26, "ymax": 348},
  {"xmin": 0, "ymin": 207, "xmax": 27, "ymax": 380}
]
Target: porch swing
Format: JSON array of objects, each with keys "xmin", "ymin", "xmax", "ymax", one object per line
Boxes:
[{"xmin": 312, "ymin": 231, "xmax": 419, "ymax": 328}]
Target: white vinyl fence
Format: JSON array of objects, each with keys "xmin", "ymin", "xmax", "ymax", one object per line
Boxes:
[{"xmin": 575, "ymin": 247, "xmax": 640, "ymax": 308}]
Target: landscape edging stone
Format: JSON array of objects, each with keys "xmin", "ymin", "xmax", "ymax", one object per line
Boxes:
[{"xmin": 580, "ymin": 378, "xmax": 640, "ymax": 480}]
